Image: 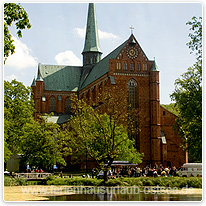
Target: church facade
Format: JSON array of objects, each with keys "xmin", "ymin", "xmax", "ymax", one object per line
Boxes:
[{"xmin": 31, "ymin": 3, "xmax": 186, "ymax": 168}]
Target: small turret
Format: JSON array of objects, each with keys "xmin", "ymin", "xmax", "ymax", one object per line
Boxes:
[
  {"xmin": 31, "ymin": 77, "xmax": 36, "ymax": 86},
  {"xmin": 150, "ymin": 59, "xmax": 159, "ymax": 71}
]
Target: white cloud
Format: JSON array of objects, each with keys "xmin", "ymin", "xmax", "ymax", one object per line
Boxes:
[
  {"xmin": 5, "ymin": 37, "xmax": 38, "ymax": 70},
  {"xmin": 4, "ymin": 74, "xmax": 19, "ymax": 82},
  {"xmin": 55, "ymin": 50, "xmax": 82, "ymax": 66},
  {"xmin": 98, "ymin": 30, "xmax": 120, "ymax": 40},
  {"xmin": 74, "ymin": 27, "xmax": 85, "ymax": 39},
  {"xmin": 74, "ymin": 27, "xmax": 120, "ymax": 40}
]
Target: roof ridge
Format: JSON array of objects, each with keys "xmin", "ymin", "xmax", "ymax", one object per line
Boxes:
[
  {"xmin": 80, "ymin": 39, "xmax": 128, "ymax": 90},
  {"xmin": 39, "ymin": 63, "xmax": 82, "ymax": 68}
]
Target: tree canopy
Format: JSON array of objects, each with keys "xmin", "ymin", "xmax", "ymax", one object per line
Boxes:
[
  {"xmin": 161, "ymin": 103, "xmax": 179, "ymax": 116},
  {"xmin": 170, "ymin": 16, "xmax": 202, "ymax": 162},
  {"xmin": 63, "ymin": 96, "xmax": 143, "ymax": 180},
  {"xmin": 186, "ymin": 16, "xmax": 202, "ymax": 62},
  {"xmin": 20, "ymin": 118, "xmax": 67, "ymax": 169},
  {"xmin": 4, "ymin": 80, "xmax": 68, "ymax": 169},
  {"xmin": 4, "ymin": 80, "xmax": 34, "ymax": 161},
  {"xmin": 4, "ymin": 3, "xmax": 31, "ymax": 63}
]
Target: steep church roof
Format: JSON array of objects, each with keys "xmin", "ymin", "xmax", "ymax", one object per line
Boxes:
[
  {"xmin": 82, "ymin": 3, "xmax": 102, "ymax": 54},
  {"xmin": 38, "ymin": 64, "xmax": 82, "ymax": 92},
  {"xmin": 80, "ymin": 39, "xmax": 128, "ymax": 89}
]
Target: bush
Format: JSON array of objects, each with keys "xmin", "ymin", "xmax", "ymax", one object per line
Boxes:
[
  {"xmin": 42, "ymin": 176, "xmax": 202, "ymax": 188},
  {"xmin": 4, "ymin": 177, "xmax": 27, "ymax": 186},
  {"xmin": 142, "ymin": 178, "xmax": 153, "ymax": 186},
  {"xmin": 46, "ymin": 176, "xmax": 104, "ymax": 186},
  {"xmin": 104, "ymin": 179, "xmax": 123, "ymax": 186},
  {"xmin": 186, "ymin": 177, "xmax": 202, "ymax": 188}
]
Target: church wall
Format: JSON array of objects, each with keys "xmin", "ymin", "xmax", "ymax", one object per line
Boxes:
[
  {"xmin": 160, "ymin": 106, "xmax": 186, "ymax": 168},
  {"xmin": 108, "ymin": 53, "xmax": 155, "ymax": 167},
  {"xmin": 32, "ymin": 83, "xmax": 77, "ymax": 115}
]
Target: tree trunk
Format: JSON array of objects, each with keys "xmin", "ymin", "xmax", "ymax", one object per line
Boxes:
[{"xmin": 104, "ymin": 169, "xmax": 108, "ymax": 183}]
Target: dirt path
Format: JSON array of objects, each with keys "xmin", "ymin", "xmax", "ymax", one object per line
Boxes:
[{"xmin": 4, "ymin": 185, "xmax": 75, "ymax": 201}]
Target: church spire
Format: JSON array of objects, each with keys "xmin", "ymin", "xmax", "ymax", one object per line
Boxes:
[{"xmin": 82, "ymin": 3, "xmax": 102, "ymax": 66}]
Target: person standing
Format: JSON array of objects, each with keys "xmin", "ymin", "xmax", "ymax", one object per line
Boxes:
[
  {"xmin": 92, "ymin": 168, "xmax": 95, "ymax": 178},
  {"xmin": 60, "ymin": 171, "xmax": 63, "ymax": 178}
]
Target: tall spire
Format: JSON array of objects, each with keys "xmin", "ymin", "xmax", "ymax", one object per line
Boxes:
[{"xmin": 82, "ymin": 3, "xmax": 102, "ymax": 66}]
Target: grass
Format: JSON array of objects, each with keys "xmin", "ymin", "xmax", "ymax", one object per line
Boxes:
[{"xmin": 4, "ymin": 176, "xmax": 202, "ymax": 188}]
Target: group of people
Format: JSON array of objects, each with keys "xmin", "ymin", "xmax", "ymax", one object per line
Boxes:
[
  {"xmin": 26, "ymin": 168, "xmax": 43, "ymax": 173},
  {"xmin": 108, "ymin": 164, "xmax": 178, "ymax": 178}
]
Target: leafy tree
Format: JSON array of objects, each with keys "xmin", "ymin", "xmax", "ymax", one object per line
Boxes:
[
  {"xmin": 20, "ymin": 118, "xmax": 67, "ymax": 170},
  {"xmin": 170, "ymin": 16, "xmax": 202, "ymax": 162},
  {"xmin": 64, "ymin": 97, "xmax": 143, "ymax": 181},
  {"xmin": 4, "ymin": 79, "xmax": 34, "ymax": 161},
  {"xmin": 95, "ymin": 85, "xmax": 141, "ymax": 150},
  {"xmin": 4, "ymin": 3, "xmax": 31, "ymax": 63},
  {"xmin": 161, "ymin": 103, "xmax": 179, "ymax": 116},
  {"xmin": 186, "ymin": 16, "xmax": 202, "ymax": 62},
  {"xmin": 4, "ymin": 80, "xmax": 69, "ymax": 169}
]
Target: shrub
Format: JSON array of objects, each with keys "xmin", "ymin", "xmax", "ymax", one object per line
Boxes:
[
  {"xmin": 142, "ymin": 178, "xmax": 153, "ymax": 186},
  {"xmin": 4, "ymin": 177, "xmax": 27, "ymax": 186},
  {"xmin": 186, "ymin": 177, "xmax": 202, "ymax": 188},
  {"xmin": 44, "ymin": 176, "xmax": 202, "ymax": 188},
  {"xmin": 104, "ymin": 179, "xmax": 123, "ymax": 186},
  {"xmin": 46, "ymin": 176, "xmax": 104, "ymax": 186}
]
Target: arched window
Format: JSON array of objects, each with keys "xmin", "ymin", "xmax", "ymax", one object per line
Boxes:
[
  {"xmin": 49, "ymin": 96, "xmax": 56, "ymax": 113},
  {"xmin": 127, "ymin": 79, "xmax": 138, "ymax": 110},
  {"xmin": 117, "ymin": 62, "xmax": 121, "ymax": 70},
  {"xmin": 65, "ymin": 97, "xmax": 71, "ymax": 114},
  {"xmin": 93, "ymin": 56, "xmax": 97, "ymax": 64},
  {"xmin": 130, "ymin": 63, "xmax": 135, "ymax": 71},
  {"xmin": 137, "ymin": 63, "xmax": 141, "ymax": 71},
  {"xmin": 127, "ymin": 79, "xmax": 139, "ymax": 149},
  {"xmin": 124, "ymin": 63, "xmax": 128, "ymax": 71}
]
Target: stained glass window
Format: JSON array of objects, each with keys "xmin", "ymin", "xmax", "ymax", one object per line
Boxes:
[
  {"xmin": 127, "ymin": 79, "xmax": 138, "ymax": 110},
  {"xmin": 49, "ymin": 96, "xmax": 56, "ymax": 113}
]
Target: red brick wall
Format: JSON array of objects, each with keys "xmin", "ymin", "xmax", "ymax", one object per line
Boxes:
[{"xmin": 160, "ymin": 106, "xmax": 186, "ymax": 168}]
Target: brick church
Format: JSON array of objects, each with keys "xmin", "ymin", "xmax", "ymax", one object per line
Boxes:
[{"xmin": 31, "ymin": 3, "xmax": 186, "ymax": 168}]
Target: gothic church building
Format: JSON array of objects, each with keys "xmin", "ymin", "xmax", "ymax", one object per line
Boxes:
[{"xmin": 31, "ymin": 3, "xmax": 186, "ymax": 168}]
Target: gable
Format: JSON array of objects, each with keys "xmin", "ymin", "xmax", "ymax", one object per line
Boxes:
[{"xmin": 116, "ymin": 34, "xmax": 149, "ymax": 63}]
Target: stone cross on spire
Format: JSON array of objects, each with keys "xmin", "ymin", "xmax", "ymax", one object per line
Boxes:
[{"xmin": 130, "ymin": 26, "xmax": 134, "ymax": 34}]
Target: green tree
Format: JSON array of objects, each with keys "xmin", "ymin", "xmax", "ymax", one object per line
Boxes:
[
  {"xmin": 4, "ymin": 80, "xmax": 69, "ymax": 168},
  {"xmin": 20, "ymin": 118, "xmax": 67, "ymax": 170},
  {"xmin": 171, "ymin": 16, "xmax": 202, "ymax": 162},
  {"xmin": 186, "ymin": 16, "xmax": 202, "ymax": 62},
  {"xmin": 161, "ymin": 103, "xmax": 179, "ymax": 116},
  {"xmin": 4, "ymin": 3, "xmax": 31, "ymax": 63},
  {"xmin": 4, "ymin": 79, "xmax": 34, "ymax": 162},
  {"xmin": 64, "ymin": 97, "xmax": 143, "ymax": 181}
]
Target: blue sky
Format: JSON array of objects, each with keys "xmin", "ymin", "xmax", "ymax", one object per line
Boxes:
[{"xmin": 3, "ymin": 1, "xmax": 202, "ymax": 104}]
